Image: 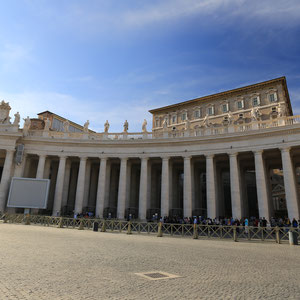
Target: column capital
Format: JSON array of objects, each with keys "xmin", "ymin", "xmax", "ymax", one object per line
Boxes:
[
  {"xmin": 59, "ymin": 155, "xmax": 68, "ymax": 160},
  {"xmin": 6, "ymin": 149, "xmax": 15, "ymax": 155},
  {"xmin": 253, "ymin": 150, "xmax": 264, "ymax": 156},
  {"xmin": 183, "ymin": 155, "xmax": 192, "ymax": 160},
  {"xmin": 99, "ymin": 156, "xmax": 108, "ymax": 161},
  {"xmin": 205, "ymin": 153, "xmax": 215, "ymax": 159},
  {"xmin": 119, "ymin": 156, "xmax": 128, "ymax": 162},
  {"xmin": 139, "ymin": 156, "xmax": 149, "ymax": 161},
  {"xmin": 161, "ymin": 156, "xmax": 170, "ymax": 161},
  {"xmin": 79, "ymin": 156, "xmax": 88, "ymax": 161},
  {"xmin": 280, "ymin": 147, "xmax": 291, "ymax": 153},
  {"xmin": 228, "ymin": 152, "xmax": 238, "ymax": 158}
]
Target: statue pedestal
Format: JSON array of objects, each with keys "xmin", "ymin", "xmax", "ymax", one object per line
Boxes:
[
  {"xmin": 252, "ymin": 122, "xmax": 259, "ymax": 130},
  {"xmin": 278, "ymin": 117, "xmax": 285, "ymax": 126},
  {"xmin": 142, "ymin": 133, "xmax": 148, "ymax": 139},
  {"xmin": 122, "ymin": 133, "xmax": 128, "ymax": 140},
  {"xmin": 82, "ymin": 133, "xmax": 89, "ymax": 140},
  {"xmin": 103, "ymin": 133, "xmax": 108, "ymax": 140},
  {"xmin": 228, "ymin": 125, "xmax": 235, "ymax": 133},
  {"xmin": 42, "ymin": 130, "xmax": 49, "ymax": 137}
]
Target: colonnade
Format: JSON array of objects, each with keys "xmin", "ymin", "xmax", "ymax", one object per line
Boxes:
[{"xmin": 0, "ymin": 147, "xmax": 299, "ymax": 220}]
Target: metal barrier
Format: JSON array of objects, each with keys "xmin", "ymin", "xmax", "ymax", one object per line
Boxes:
[{"xmin": 0, "ymin": 213, "xmax": 299, "ymax": 244}]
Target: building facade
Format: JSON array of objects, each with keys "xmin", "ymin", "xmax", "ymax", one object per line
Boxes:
[{"xmin": 0, "ymin": 77, "xmax": 299, "ymax": 221}]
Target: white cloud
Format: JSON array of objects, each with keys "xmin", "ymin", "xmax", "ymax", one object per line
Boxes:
[
  {"xmin": 0, "ymin": 90, "xmax": 152, "ymax": 133},
  {"xmin": 27, "ymin": 0, "xmax": 300, "ymax": 36}
]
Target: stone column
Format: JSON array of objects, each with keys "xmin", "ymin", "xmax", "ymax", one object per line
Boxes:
[
  {"xmin": 61, "ymin": 159, "xmax": 72, "ymax": 208},
  {"xmin": 83, "ymin": 160, "xmax": 92, "ymax": 210},
  {"xmin": 254, "ymin": 150, "xmax": 271, "ymax": 220},
  {"xmin": 161, "ymin": 157, "xmax": 170, "ymax": 217},
  {"xmin": 95, "ymin": 158, "xmax": 107, "ymax": 218},
  {"xmin": 52, "ymin": 156, "xmax": 67, "ymax": 216},
  {"xmin": 281, "ymin": 148, "xmax": 300, "ymax": 220},
  {"xmin": 74, "ymin": 157, "xmax": 87, "ymax": 214},
  {"xmin": 183, "ymin": 156, "xmax": 192, "ymax": 218},
  {"xmin": 117, "ymin": 157, "xmax": 128, "ymax": 219},
  {"xmin": 0, "ymin": 150, "xmax": 15, "ymax": 212},
  {"xmin": 229, "ymin": 153, "xmax": 243, "ymax": 219},
  {"xmin": 13, "ymin": 153, "xmax": 27, "ymax": 177},
  {"xmin": 206, "ymin": 154, "xmax": 217, "ymax": 219},
  {"xmin": 139, "ymin": 157, "xmax": 148, "ymax": 220},
  {"xmin": 36, "ymin": 154, "xmax": 46, "ymax": 179}
]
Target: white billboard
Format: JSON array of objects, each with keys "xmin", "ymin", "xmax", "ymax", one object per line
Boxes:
[{"xmin": 7, "ymin": 177, "xmax": 50, "ymax": 209}]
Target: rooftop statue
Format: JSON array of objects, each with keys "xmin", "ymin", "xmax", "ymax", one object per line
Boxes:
[
  {"xmin": 13, "ymin": 112, "xmax": 20, "ymax": 126},
  {"xmin": 251, "ymin": 107, "xmax": 261, "ymax": 121},
  {"xmin": 23, "ymin": 116, "xmax": 31, "ymax": 129},
  {"xmin": 142, "ymin": 119, "xmax": 147, "ymax": 132},
  {"xmin": 123, "ymin": 120, "xmax": 129, "ymax": 133},
  {"xmin": 162, "ymin": 118, "xmax": 168, "ymax": 129},
  {"xmin": 63, "ymin": 120, "xmax": 70, "ymax": 132},
  {"xmin": 185, "ymin": 118, "xmax": 191, "ymax": 130},
  {"xmin": 104, "ymin": 120, "xmax": 110, "ymax": 133},
  {"xmin": 0, "ymin": 100, "xmax": 11, "ymax": 124},
  {"xmin": 83, "ymin": 120, "xmax": 89, "ymax": 133},
  {"xmin": 44, "ymin": 118, "xmax": 51, "ymax": 131},
  {"xmin": 227, "ymin": 111, "xmax": 234, "ymax": 124},
  {"xmin": 202, "ymin": 114, "xmax": 210, "ymax": 128}
]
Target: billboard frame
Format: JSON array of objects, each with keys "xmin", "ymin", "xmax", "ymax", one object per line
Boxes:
[{"xmin": 7, "ymin": 177, "xmax": 50, "ymax": 209}]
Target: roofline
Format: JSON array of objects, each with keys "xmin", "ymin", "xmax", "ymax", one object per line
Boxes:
[
  {"xmin": 149, "ymin": 76, "xmax": 293, "ymax": 115},
  {"xmin": 37, "ymin": 111, "xmax": 96, "ymax": 133}
]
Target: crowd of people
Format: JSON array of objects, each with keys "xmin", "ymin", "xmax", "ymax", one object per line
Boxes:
[
  {"xmin": 156, "ymin": 215, "xmax": 300, "ymax": 228},
  {"xmin": 72, "ymin": 212, "xmax": 299, "ymax": 228}
]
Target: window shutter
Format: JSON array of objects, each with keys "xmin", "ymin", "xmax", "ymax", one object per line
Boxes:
[
  {"xmin": 211, "ymin": 106, "xmax": 215, "ymax": 115},
  {"xmin": 226, "ymin": 103, "xmax": 229, "ymax": 112},
  {"xmin": 241, "ymin": 100, "xmax": 244, "ymax": 109},
  {"xmin": 274, "ymin": 93, "xmax": 278, "ymax": 101},
  {"xmin": 257, "ymin": 96, "xmax": 260, "ymax": 105}
]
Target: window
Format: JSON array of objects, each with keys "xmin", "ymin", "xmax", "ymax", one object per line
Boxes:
[
  {"xmin": 237, "ymin": 100, "xmax": 244, "ymax": 110},
  {"xmin": 208, "ymin": 106, "xmax": 214, "ymax": 116},
  {"xmin": 194, "ymin": 110, "xmax": 200, "ymax": 119},
  {"xmin": 272, "ymin": 107, "xmax": 277, "ymax": 112},
  {"xmin": 222, "ymin": 103, "xmax": 229, "ymax": 113},
  {"xmin": 155, "ymin": 119, "xmax": 160, "ymax": 127},
  {"xmin": 252, "ymin": 97, "xmax": 259, "ymax": 106},
  {"xmin": 182, "ymin": 113, "xmax": 187, "ymax": 121},
  {"xmin": 172, "ymin": 115, "xmax": 177, "ymax": 124},
  {"xmin": 269, "ymin": 93, "xmax": 278, "ymax": 102},
  {"xmin": 239, "ymin": 113, "xmax": 244, "ymax": 118}
]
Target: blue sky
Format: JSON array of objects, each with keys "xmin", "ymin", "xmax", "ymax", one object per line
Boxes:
[{"xmin": 0, "ymin": 0, "xmax": 300, "ymax": 132}]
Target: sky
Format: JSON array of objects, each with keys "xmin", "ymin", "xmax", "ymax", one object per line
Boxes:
[{"xmin": 0, "ymin": 0, "xmax": 300, "ymax": 132}]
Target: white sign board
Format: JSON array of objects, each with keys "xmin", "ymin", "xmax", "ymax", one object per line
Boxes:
[{"xmin": 7, "ymin": 177, "xmax": 50, "ymax": 209}]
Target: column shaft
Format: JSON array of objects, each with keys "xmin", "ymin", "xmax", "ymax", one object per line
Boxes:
[
  {"xmin": 61, "ymin": 159, "xmax": 72, "ymax": 208},
  {"xmin": 206, "ymin": 154, "xmax": 217, "ymax": 219},
  {"xmin": 95, "ymin": 158, "xmax": 107, "ymax": 218},
  {"xmin": 229, "ymin": 153, "xmax": 243, "ymax": 219},
  {"xmin": 0, "ymin": 150, "xmax": 15, "ymax": 211},
  {"xmin": 161, "ymin": 157, "xmax": 170, "ymax": 217},
  {"xmin": 138, "ymin": 157, "xmax": 148, "ymax": 220},
  {"xmin": 36, "ymin": 155, "xmax": 46, "ymax": 179},
  {"xmin": 254, "ymin": 151, "xmax": 270, "ymax": 220},
  {"xmin": 117, "ymin": 158, "xmax": 128, "ymax": 219},
  {"xmin": 281, "ymin": 148, "xmax": 300, "ymax": 220},
  {"xmin": 183, "ymin": 156, "xmax": 192, "ymax": 218},
  {"xmin": 74, "ymin": 157, "xmax": 87, "ymax": 214},
  {"xmin": 52, "ymin": 156, "xmax": 67, "ymax": 216}
]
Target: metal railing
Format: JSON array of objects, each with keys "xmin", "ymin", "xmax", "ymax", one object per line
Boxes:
[{"xmin": 0, "ymin": 214, "xmax": 299, "ymax": 244}]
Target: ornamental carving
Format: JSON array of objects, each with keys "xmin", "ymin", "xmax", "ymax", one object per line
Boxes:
[{"xmin": 0, "ymin": 100, "xmax": 11, "ymax": 124}]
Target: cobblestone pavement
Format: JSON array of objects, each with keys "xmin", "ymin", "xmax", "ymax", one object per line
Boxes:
[{"xmin": 0, "ymin": 224, "xmax": 299, "ymax": 300}]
